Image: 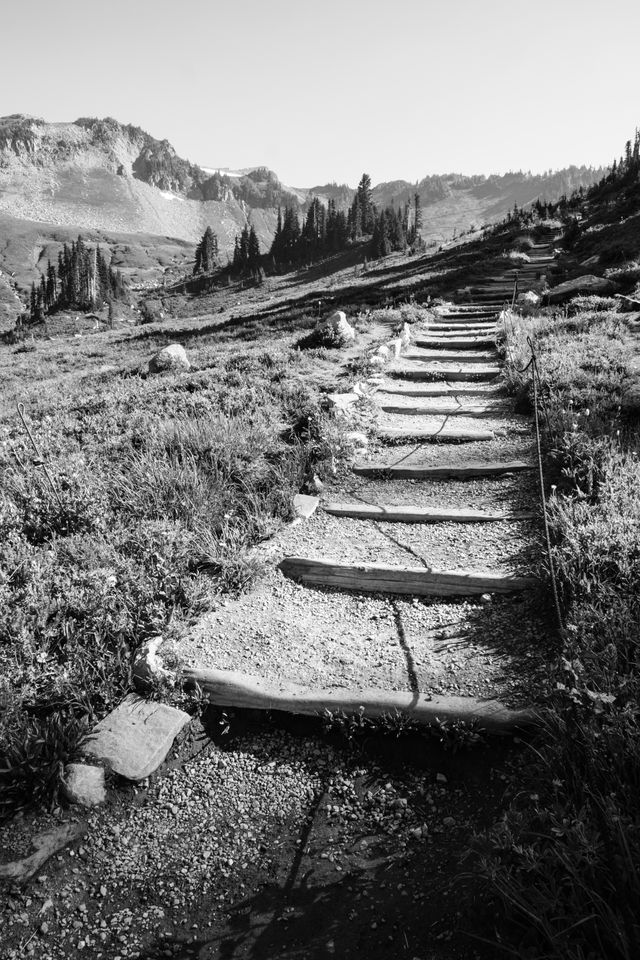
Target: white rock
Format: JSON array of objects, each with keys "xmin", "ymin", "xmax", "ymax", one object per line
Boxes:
[
  {"xmin": 480, "ymin": 593, "xmax": 493, "ymax": 604},
  {"xmin": 293, "ymin": 494, "xmax": 319, "ymax": 519},
  {"xmin": 133, "ymin": 637, "xmax": 174, "ymax": 687},
  {"xmin": 376, "ymin": 345, "xmax": 390, "ymax": 358},
  {"xmin": 518, "ymin": 291, "xmax": 540, "ymax": 305},
  {"xmin": 316, "ymin": 310, "xmax": 356, "ymax": 346},
  {"xmin": 148, "ymin": 343, "xmax": 190, "ymax": 373},
  {"xmin": 369, "ymin": 355, "xmax": 386, "ymax": 369},
  {"xmin": 401, "ymin": 322, "xmax": 412, "ymax": 344},
  {"xmin": 388, "ymin": 338, "xmax": 402, "ymax": 358},
  {"xmin": 311, "ymin": 474, "xmax": 324, "ymax": 493},
  {"xmin": 62, "ymin": 764, "xmax": 106, "ymax": 807},
  {"xmin": 345, "ymin": 431, "xmax": 369, "ymax": 447}
]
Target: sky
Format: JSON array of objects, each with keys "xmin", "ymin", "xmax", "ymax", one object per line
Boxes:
[{"xmin": 2, "ymin": 0, "xmax": 639, "ymax": 187}]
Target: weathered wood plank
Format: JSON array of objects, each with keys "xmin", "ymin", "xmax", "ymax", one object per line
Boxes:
[
  {"xmin": 324, "ymin": 501, "xmax": 535, "ymax": 523},
  {"xmin": 379, "ymin": 425, "xmax": 495, "ymax": 442},
  {"xmin": 404, "ymin": 350, "xmax": 498, "ymax": 364},
  {"xmin": 379, "ymin": 403, "xmax": 505, "ymax": 417},
  {"xmin": 381, "ymin": 385, "xmax": 503, "ymax": 397},
  {"xmin": 352, "ymin": 459, "xmax": 534, "ymax": 479},
  {"xmin": 279, "ymin": 556, "xmax": 536, "ymax": 595},
  {"xmin": 389, "ymin": 365, "xmax": 501, "ymax": 382},
  {"xmin": 183, "ymin": 667, "xmax": 537, "ymax": 733},
  {"xmin": 414, "ymin": 337, "xmax": 495, "ymax": 349}
]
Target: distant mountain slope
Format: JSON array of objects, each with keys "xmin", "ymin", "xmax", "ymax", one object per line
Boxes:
[
  {"xmin": 0, "ymin": 116, "xmax": 282, "ymax": 253},
  {"xmin": 0, "ymin": 114, "xmax": 609, "ymax": 325}
]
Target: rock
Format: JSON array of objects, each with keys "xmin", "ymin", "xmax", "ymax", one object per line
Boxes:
[
  {"xmin": 375, "ymin": 345, "xmax": 390, "ymax": 358},
  {"xmin": 581, "ymin": 254, "xmax": 600, "ymax": 267},
  {"xmin": 133, "ymin": 637, "xmax": 174, "ymax": 687},
  {"xmin": 480, "ymin": 593, "xmax": 492, "ymax": 604},
  {"xmin": 401, "ymin": 322, "xmax": 412, "ymax": 344},
  {"xmin": 62, "ymin": 764, "xmax": 106, "ymax": 807},
  {"xmin": 80, "ymin": 695, "xmax": 190, "ymax": 780},
  {"xmin": 388, "ymin": 338, "xmax": 402, "ymax": 358},
  {"xmin": 293, "ymin": 494, "xmax": 319, "ymax": 519},
  {"xmin": 547, "ymin": 275, "xmax": 612, "ymax": 304},
  {"xmin": 315, "ymin": 310, "xmax": 355, "ymax": 346},
  {"xmin": 328, "ymin": 392, "xmax": 359, "ymax": 415},
  {"xmin": 345, "ymin": 431, "xmax": 369, "ymax": 447},
  {"xmin": 148, "ymin": 343, "xmax": 190, "ymax": 374},
  {"xmin": 310, "ymin": 474, "xmax": 324, "ymax": 493},
  {"xmin": 518, "ymin": 291, "xmax": 540, "ymax": 305},
  {"xmin": 369, "ymin": 355, "xmax": 386, "ymax": 369}
]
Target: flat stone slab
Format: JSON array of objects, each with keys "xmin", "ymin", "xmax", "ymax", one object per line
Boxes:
[{"xmin": 81, "ymin": 695, "xmax": 190, "ymax": 780}]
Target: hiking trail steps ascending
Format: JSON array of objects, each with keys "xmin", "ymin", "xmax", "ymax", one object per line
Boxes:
[{"xmin": 175, "ymin": 236, "xmax": 560, "ymax": 733}]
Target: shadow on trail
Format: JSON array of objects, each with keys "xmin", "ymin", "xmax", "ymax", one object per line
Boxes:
[{"xmin": 133, "ymin": 717, "xmax": 514, "ymax": 960}]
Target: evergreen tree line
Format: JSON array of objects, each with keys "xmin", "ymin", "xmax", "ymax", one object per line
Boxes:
[
  {"xmin": 29, "ymin": 236, "xmax": 127, "ymax": 322},
  {"xmin": 269, "ymin": 174, "xmax": 425, "ymax": 267}
]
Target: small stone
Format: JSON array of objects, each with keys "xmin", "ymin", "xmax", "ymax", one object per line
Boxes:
[
  {"xmin": 480, "ymin": 593, "xmax": 492, "ymax": 604},
  {"xmin": 293, "ymin": 494, "xmax": 319, "ymax": 520}
]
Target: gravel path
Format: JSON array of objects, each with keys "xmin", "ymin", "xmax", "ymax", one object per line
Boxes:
[{"xmin": 172, "ymin": 307, "xmax": 551, "ymax": 708}]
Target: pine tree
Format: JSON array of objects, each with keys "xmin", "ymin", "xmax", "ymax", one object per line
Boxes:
[
  {"xmin": 194, "ymin": 226, "xmax": 219, "ymax": 274},
  {"xmin": 247, "ymin": 226, "xmax": 260, "ymax": 266}
]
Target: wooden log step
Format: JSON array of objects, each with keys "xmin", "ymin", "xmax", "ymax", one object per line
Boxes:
[
  {"xmin": 279, "ymin": 556, "xmax": 536, "ymax": 596},
  {"xmin": 379, "ymin": 402, "xmax": 505, "ymax": 417},
  {"xmin": 414, "ymin": 337, "xmax": 495, "ymax": 349},
  {"xmin": 183, "ymin": 667, "xmax": 537, "ymax": 734},
  {"xmin": 352, "ymin": 459, "xmax": 534, "ymax": 479},
  {"xmin": 404, "ymin": 351, "xmax": 498, "ymax": 364},
  {"xmin": 429, "ymin": 325, "xmax": 497, "ymax": 334},
  {"xmin": 379, "ymin": 425, "xmax": 495, "ymax": 442},
  {"xmin": 381, "ymin": 385, "xmax": 504, "ymax": 397},
  {"xmin": 324, "ymin": 501, "xmax": 535, "ymax": 523},
  {"xmin": 389, "ymin": 366, "xmax": 501, "ymax": 382}
]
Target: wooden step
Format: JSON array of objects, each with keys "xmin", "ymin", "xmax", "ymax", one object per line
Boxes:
[
  {"xmin": 404, "ymin": 350, "xmax": 498, "ymax": 364},
  {"xmin": 379, "ymin": 425, "xmax": 495, "ymax": 442},
  {"xmin": 430, "ymin": 325, "xmax": 497, "ymax": 334},
  {"xmin": 352, "ymin": 459, "xmax": 533, "ymax": 479},
  {"xmin": 380, "ymin": 385, "xmax": 504, "ymax": 398},
  {"xmin": 324, "ymin": 502, "xmax": 534, "ymax": 523},
  {"xmin": 389, "ymin": 365, "xmax": 501, "ymax": 382},
  {"xmin": 279, "ymin": 557, "xmax": 536, "ymax": 597},
  {"xmin": 414, "ymin": 337, "xmax": 495, "ymax": 349},
  {"xmin": 379, "ymin": 402, "xmax": 505, "ymax": 417},
  {"xmin": 183, "ymin": 667, "xmax": 537, "ymax": 734}
]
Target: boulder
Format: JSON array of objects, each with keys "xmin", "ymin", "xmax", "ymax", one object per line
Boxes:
[
  {"xmin": 547, "ymin": 275, "xmax": 612, "ymax": 304},
  {"xmin": 149, "ymin": 343, "xmax": 190, "ymax": 373},
  {"xmin": 315, "ymin": 310, "xmax": 356, "ymax": 346},
  {"xmin": 62, "ymin": 763, "xmax": 106, "ymax": 807}
]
